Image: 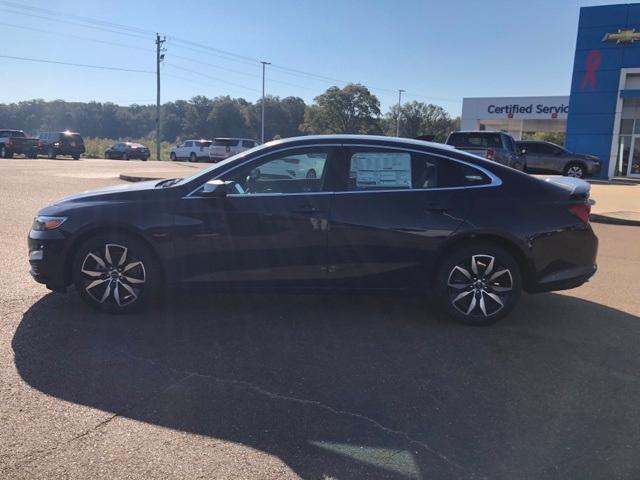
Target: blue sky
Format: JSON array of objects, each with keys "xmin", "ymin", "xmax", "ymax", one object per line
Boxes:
[{"xmin": 0, "ymin": 0, "xmax": 634, "ymax": 115}]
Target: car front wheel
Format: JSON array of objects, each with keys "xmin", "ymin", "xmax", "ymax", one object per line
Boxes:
[
  {"xmin": 436, "ymin": 242, "xmax": 522, "ymax": 326},
  {"xmin": 72, "ymin": 234, "xmax": 160, "ymax": 314}
]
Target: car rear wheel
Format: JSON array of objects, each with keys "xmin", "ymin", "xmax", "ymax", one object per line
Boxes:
[
  {"xmin": 189, "ymin": 153, "xmax": 196, "ymax": 162},
  {"xmin": 564, "ymin": 162, "xmax": 585, "ymax": 178},
  {"xmin": 436, "ymin": 242, "xmax": 522, "ymax": 326},
  {"xmin": 72, "ymin": 155, "xmax": 80, "ymax": 160},
  {"xmin": 0, "ymin": 146, "xmax": 7, "ymax": 158},
  {"xmin": 72, "ymin": 233, "xmax": 161, "ymax": 314},
  {"xmin": 47, "ymin": 147, "xmax": 56, "ymax": 159},
  {"xmin": 170, "ymin": 152, "xmax": 176, "ymax": 161},
  {"xmin": 122, "ymin": 153, "xmax": 129, "ymax": 161}
]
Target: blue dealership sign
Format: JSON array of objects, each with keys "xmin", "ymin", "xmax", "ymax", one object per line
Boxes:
[{"xmin": 566, "ymin": 3, "xmax": 640, "ymax": 178}]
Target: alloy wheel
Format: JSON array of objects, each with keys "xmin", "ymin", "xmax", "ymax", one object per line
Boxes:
[
  {"xmin": 447, "ymin": 254, "xmax": 513, "ymax": 318},
  {"xmin": 80, "ymin": 243, "xmax": 146, "ymax": 307},
  {"xmin": 566, "ymin": 165, "xmax": 584, "ymax": 178}
]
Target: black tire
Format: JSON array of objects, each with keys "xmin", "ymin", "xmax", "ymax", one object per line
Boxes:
[
  {"xmin": 72, "ymin": 155, "xmax": 80, "ymax": 160},
  {"xmin": 122, "ymin": 152, "xmax": 129, "ymax": 161},
  {"xmin": 189, "ymin": 152, "xmax": 196, "ymax": 162},
  {"xmin": 0, "ymin": 145, "xmax": 7, "ymax": 158},
  {"xmin": 435, "ymin": 242, "xmax": 522, "ymax": 326},
  {"xmin": 306, "ymin": 169, "xmax": 317, "ymax": 179},
  {"xmin": 72, "ymin": 233, "xmax": 161, "ymax": 314},
  {"xmin": 564, "ymin": 162, "xmax": 586, "ymax": 178},
  {"xmin": 47, "ymin": 147, "xmax": 56, "ymax": 159},
  {"xmin": 141, "ymin": 156, "xmax": 148, "ymax": 162},
  {"xmin": 170, "ymin": 152, "xmax": 177, "ymax": 161}
]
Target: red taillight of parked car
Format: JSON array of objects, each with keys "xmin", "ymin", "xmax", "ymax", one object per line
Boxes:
[
  {"xmin": 568, "ymin": 203, "xmax": 591, "ymax": 224},
  {"xmin": 486, "ymin": 148, "xmax": 494, "ymax": 160}
]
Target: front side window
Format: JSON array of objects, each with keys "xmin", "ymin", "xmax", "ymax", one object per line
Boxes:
[
  {"xmin": 344, "ymin": 149, "xmax": 491, "ymax": 191},
  {"xmin": 220, "ymin": 147, "xmax": 330, "ymax": 195}
]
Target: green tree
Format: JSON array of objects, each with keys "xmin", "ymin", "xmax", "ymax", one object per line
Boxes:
[
  {"xmin": 385, "ymin": 101, "xmax": 455, "ymax": 142},
  {"xmin": 301, "ymin": 84, "xmax": 382, "ymax": 134}
]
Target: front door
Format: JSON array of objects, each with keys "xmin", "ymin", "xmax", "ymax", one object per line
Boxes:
[
  {"xmin": 172, "ymin": 146, "xmax": 336, "ymax": 288},
  {"xmin": 326, "ymin": 146, "xmax": 473, "ymax": 290}
]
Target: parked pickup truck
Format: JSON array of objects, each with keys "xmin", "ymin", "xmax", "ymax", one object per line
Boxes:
[
  {"xmin": 445, "ymin": 130, "xmax": 525, "ymax": 171},
  {"xmin": 0, "ymin": 129, "xmax": 38, "ymax": 159}
]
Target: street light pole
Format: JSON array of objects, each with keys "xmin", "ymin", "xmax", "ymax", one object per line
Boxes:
[
  {"xmin": 396, "ymin": 89, "xmax": 405, "ymax": 137},
  {"xmin": 260, "ymin": 61, "xmax": 271, "ymax": 143}
]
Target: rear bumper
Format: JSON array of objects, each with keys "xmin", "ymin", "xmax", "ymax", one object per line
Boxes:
[
  {"xmin": 528, "ymin": 264, "xmax": 597, "ymax": 293},
  {"xmin": 526, "ymin": 225, "xmax": 599, "ymax": 293}
]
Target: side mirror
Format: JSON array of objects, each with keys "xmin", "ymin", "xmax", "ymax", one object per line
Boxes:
[{"xmin": 202, "ymin": 179, "xmax": 229, "ymax": 197}]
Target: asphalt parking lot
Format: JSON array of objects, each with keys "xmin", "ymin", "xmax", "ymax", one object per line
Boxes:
[{"xmin": 1, "ymin": 158, "xmax": 640, "ymax": 479}]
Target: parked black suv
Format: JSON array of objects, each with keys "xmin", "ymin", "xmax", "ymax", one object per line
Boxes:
[{"xmin": 37, "ymin": 131, "xmax": 85, "ymax": 159}]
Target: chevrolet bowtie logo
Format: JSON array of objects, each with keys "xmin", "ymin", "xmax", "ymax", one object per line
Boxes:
[{"xmin": 602, "ymin": 28, "xmax": 640, "ymax": 44}]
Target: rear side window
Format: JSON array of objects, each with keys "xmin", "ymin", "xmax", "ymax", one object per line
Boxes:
[
  {"xmin": 213, "ymin": 139, "xmax": 231, "ymax": 146},
  {"xmin": 448, "ymin": 133, "xmax": 502, "ymax": 149},
  {"xmin": 196, "ymin": 141, "xmax": 212, "ymax": 147},
  {"xmin": 345, "ymin": 149, "xmax": 492, "ymax": 191},
  {"xmin": 242, "ymin": 140, "xmax": 254, "ymax": 148}
]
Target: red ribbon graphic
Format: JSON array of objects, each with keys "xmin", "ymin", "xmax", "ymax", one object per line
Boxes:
[{"xmin": 581, "ymin": 49, "xmax": 601, "ymax": 90}]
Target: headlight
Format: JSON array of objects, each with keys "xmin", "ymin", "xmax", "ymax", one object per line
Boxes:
[{"xmin": 32, "ymin": 216, "xmax": 67, "ymax": 231}]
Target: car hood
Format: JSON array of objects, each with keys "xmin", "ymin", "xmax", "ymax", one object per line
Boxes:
[{"xmin": 45, "ymin": 180, "xmax": 161, "ymax": 208}]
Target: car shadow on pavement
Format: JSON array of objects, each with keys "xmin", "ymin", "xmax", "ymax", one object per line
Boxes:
[{"xmin": 12, "ymin": 290, "xmax": 640, "ymax": 479}]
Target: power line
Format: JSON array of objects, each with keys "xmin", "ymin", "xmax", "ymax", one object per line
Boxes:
[
  {"xmin": 0, "ymin": 7, "xmax": 151, "ymax": 41},
  {"xmin": 2, "ymin": 23, "xmax": 154, "ymax": 53},
  {"xmin": 0, "ymin": 55, "xmax": 154, "ymax": 74},
  {"xmin": 164, "ymin": 63, "xmax": 260, "ymax": 92},
  {"xmin": 0, "ymin": 2, "xmax": 461, "ymax": 105},
  {"xmin": 0, "ymin": 0, "xmax": 155, "ymax": 36}
]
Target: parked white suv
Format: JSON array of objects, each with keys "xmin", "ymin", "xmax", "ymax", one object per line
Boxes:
[
  {"xmin": 170, "ymin": 139, "xmax": 212, "ymax": 162},
  {"xmin": 209, "ymin": 138, "xmax": 258, "ymax": 162}
]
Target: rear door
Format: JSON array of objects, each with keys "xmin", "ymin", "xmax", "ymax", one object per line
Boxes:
[{"xmin": 326, "ymin": 146, "xmax": 478, "ymax": 290}]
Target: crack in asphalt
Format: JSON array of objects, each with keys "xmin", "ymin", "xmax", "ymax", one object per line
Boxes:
[
  {"xmin": 124, "ymin": 351, "xmax": 484, "ymax": 479},
  {"xmin": 1, "ymin": 372, "xmax": 195, "ymax": 475}
]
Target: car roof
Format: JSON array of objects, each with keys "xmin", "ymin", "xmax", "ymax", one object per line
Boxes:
[
  {"xmin": 262, "ymin": 134, "xmax": 456, "ymax": 150},
  {"xmin": 450, "ymin": 130, "xmax": 504, "ymax": 135}
]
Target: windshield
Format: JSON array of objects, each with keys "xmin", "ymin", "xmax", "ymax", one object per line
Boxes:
[{"xmin": 177, "ymin": 142, "xmax": 271, "ymax": 186}]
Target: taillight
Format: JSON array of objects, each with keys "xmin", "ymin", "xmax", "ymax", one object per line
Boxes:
[
  {"xmin": 486, "ymin": 148, "xmax": 494, "ymax": 160},
  {"xmin": 568, "ymin": 203, "xmax": 591, "ymax": 224}
]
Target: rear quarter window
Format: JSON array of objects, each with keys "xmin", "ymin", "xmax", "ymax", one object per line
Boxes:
[{"xmin": 448, "ymin": 133, "xmax": 501, "ymax": 149}]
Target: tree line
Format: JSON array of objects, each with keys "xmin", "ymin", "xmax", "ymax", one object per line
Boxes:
[{"xmin": 0, "ymin": 83, "xmax": 459, "ymax": 143}]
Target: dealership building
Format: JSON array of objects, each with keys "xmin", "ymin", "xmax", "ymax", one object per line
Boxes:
[{"xmin": 461, "ymin": 3, "xmax": 640, "ymax": 179}]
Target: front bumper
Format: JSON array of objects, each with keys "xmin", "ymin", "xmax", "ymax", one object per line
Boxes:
[{"xmin": 28, "ymin": 229, "xmax": 69, "ymax": 291}]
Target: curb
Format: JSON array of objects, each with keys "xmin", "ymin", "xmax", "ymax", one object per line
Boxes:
[
  {"xmin": 590, "ymin": 213, "xmax": 640, "ymax": 227},
  {"xmin": 119, "ymin": 174, "xmax": 163, "ymax": 182}
]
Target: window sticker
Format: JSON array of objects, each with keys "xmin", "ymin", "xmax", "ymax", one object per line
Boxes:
[{"xmin": 350, "ymin": 152, "xmax": 411, "ymax": 188}]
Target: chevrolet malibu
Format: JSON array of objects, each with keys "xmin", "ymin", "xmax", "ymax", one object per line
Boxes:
[{"xmin": 28, "ymin": 135, "xmax": 598, "ymax": 325}]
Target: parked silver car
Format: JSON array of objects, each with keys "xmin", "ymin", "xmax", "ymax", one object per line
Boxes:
[{"xmin": 517, "ymin": 140, "xmax": 601, "ymax": 178}]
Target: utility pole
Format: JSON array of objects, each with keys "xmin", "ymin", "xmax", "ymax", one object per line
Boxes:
[
  {"xmin": 260, "ymin": 61, "xmax": 270, "ymax": 144},
  {"xmin": 396, "ymin": 89, "xmax": 405, "ymax": 137},
  {"xmin": 155, "ymin": 33, "xmax": 166, "ymax": 160}
]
